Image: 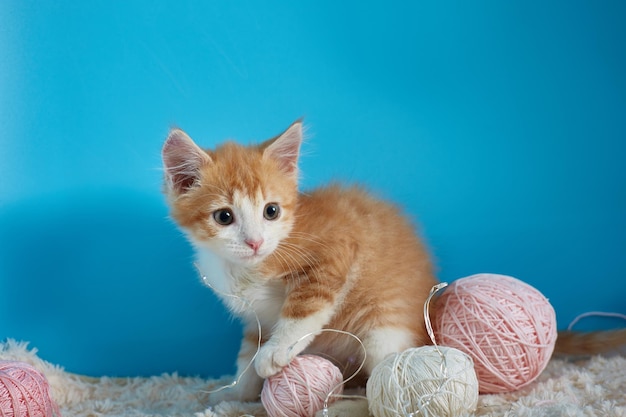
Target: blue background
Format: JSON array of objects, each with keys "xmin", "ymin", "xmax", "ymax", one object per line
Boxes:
[{"xmin": 1, "ymin": 1, "xmax": 625, "ymax": 378}]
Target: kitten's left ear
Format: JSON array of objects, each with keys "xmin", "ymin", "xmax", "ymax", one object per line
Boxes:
[
  {"xmin": 162, "ymin": 128, "xmax": 212, "ymax": 194},
  {"xmin": 263, "ymin": 120, "xmax": 303, "ymax": 176}
]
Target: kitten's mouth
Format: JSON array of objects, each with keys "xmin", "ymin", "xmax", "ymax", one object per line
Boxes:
[
  {"xmin": 241, "ymin": 252, "xmax": 264, "ymax": 263},
  {"xmin": 232, "ymin": 243, "xmax": 271, "ymax": 264}
]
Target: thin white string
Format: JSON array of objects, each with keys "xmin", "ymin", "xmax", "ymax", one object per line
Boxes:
[
  {"xmin": 424, "ymin": 282, "xmax": 449, "ymax": 349},
  {"xmin": 409, "ymin": 282, "xmax": 449, "ymax": 417},
  {"xmin": 194, "ymin": 263, "xmax": 263, "ymax": 395},
  {"xmin": 567, "ymin": 311, "xmax": 626, "ymax": 331}
]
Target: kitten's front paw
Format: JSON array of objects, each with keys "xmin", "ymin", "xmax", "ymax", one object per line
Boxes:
[{"xmin": 254, "ymin": 340, "xmax": 293, "ymax": 378}]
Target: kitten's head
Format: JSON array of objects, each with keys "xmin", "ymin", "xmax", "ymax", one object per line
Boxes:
[{"xmin": 162, "ymin": 121, "xmax": 302, "ymax": 266}]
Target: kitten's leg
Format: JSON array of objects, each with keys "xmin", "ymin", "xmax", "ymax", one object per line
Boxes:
[
  {"xmin": 361, "ymin": 327, "xmax": 415, "ymax": 374},
  {"xmin": 255, "ymin": 243, "xmax": 356, "ymax": 378},
  {"xmin": 254, "ymin": 306, "xmax": 336, "ymax": 378},
  {"xmin": 209, "ymin": 327, "xmax": 264, "ymax": 404}
]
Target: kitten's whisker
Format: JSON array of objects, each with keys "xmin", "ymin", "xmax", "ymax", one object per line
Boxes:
[
  {"xmin": 275, "ymin": 243, "xmax": 322, "ymax": 287},
  {"xmin": 276, "ymin": 242, "xmax": 322, "ymax": 274},
  {"xmin": 271, "ymin": 249, "xmax": 302, "ymax": 283},
  {"xmin": 277, "ymin": 241, "xmax": 351, "ymax": 297},
  {"xmin": 275, "ymin": 239, "xmax": 319, "ymax": 268},
  {"xmin": 276, "ymin": 244, "xmax": 322, "ymax": 288},
  {"xmin": 284, "ymin": 231, "xmax": 354, "ymax": 273}
]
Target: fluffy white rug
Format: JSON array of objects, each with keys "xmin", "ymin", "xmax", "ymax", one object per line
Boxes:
[{"xmin": 1, "ymin": 339, "xmax": 625, "ymax": 417}]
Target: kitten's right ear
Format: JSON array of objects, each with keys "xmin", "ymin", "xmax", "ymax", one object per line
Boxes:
[
  {"xmin": 162, "ymin": 129, "xmax": 212, "ymax": 194},
  {"xmin": 263, "ymin": 120, "xmax": 303, "ymax": 177}
]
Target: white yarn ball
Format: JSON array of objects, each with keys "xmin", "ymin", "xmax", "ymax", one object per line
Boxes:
[{"xmin": 367, "ymin": 346, "xmax": 479, "ymax": 417}]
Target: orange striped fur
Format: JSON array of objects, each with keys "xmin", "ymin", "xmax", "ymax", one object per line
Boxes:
[{"xmin": 162, "ymin": 121, "xmax": 437, "ymax": 403}]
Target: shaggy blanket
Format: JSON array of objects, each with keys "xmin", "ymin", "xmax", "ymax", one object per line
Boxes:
[{"xmin": 1, "ymin": 339, "xmax": 624, "ymax": 417}]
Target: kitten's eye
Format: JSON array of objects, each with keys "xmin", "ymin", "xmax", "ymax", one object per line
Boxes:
[
  {"xmin": 264, "ymin": 203, "xmax": 281, "ymax": 221},
  {"xmin": 213, "ymin": 208, "xmax": 234, "ymax": 225}
]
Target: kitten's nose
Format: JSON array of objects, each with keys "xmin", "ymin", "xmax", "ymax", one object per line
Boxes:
[{"xmin": 245, "ymin": 238, "xmax": 264, "ymax": 252}]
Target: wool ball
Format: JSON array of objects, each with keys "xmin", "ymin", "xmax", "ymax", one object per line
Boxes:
[
  {"xmin": 0, "ymin": 361, "xmax": 60, "ymax": 417},
  {"xmin": 261, "ymin": 355, "xmax": 344, "ymax": 417},
  {"xmin": 367, "ymin": 346, "xmax": 478, "ymax": 417},
  {"xmin": 434, "ymin": 273, "xmax": 557, "ymax": 394}
]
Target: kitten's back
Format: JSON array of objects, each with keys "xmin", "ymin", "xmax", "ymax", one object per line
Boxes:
[{"xmin": 264, "ymin": 185, "xmax": 436, "ymax": 372}]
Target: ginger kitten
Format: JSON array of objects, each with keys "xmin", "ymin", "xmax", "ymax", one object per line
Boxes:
[{"xmin": 161, "ymin": 120, "xmax": 437, "ymax": 403}]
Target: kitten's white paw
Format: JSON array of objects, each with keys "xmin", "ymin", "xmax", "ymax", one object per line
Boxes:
[{"xmin": 254, "ymin": 340, "xmax": 293, "ymax": 378}]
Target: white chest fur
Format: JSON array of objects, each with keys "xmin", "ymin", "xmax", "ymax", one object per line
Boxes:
[{"xmin": 194, "ymin": 247, "xmax": 285, "ymax": 330}]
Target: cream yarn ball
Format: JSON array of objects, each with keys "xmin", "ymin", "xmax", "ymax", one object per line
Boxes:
[{"xmin": 366, "ymin": 346, "xmax": 479, "ymax": 417}]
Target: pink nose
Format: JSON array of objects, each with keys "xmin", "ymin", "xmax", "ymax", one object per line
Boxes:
[{"xmin": 245, "ymin": 238, "xmax": 264, "ymax": 252}]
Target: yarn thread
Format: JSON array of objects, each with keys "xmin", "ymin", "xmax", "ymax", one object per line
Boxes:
[
  {"xmin": 367, "ymin": 283, "xmax": 479, "ymax": 417},
  {"xmin": 280, "ymin": 328, "xmax": 368, "ymax": 415},
  {"xmin": 434, "ymin": 273, "xmax": 557, "ymax": 394},
  {"xmin": 261, "ymin": 355, "xmax": 344, "ymax": 417},
  {"xmin": 0, "ymin": 361, "xmax": 60, "ymax": 417},
  {"xmin": 194, "ymin": 264, "xmax": 263, "ymax": 396}
]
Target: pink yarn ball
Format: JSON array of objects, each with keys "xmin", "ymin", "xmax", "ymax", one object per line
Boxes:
[
  {"xmin": 434, "ymin": 274, "xmax": 557, "ymax": 394},
  {"xmin": 261, "ymin": 355, "xmax": 344, "ymax": 417},
  {"xmin": 0, "ymin": 361, "xmax": 60, "ymax": 417}
]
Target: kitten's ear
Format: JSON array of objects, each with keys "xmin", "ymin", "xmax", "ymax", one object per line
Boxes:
[
  {"xmin": 263, "ymin": 120, "xmax": 303, "ymax": 176},
  {"xmin": 162, "ymin": 129, "xmax": 212, "ymax": 194}
]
